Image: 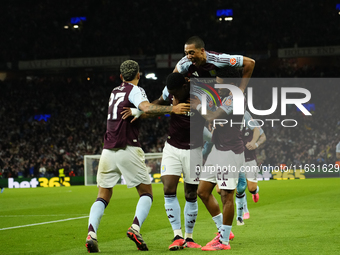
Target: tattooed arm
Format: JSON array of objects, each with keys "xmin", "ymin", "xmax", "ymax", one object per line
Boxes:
[{"xmin": 139, "ymin": 101, "xmax": 189, "ymax": 114}]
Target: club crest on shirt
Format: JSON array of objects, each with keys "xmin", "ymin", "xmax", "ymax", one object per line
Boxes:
[
  {"xmin": 230, "ymin": 58, "xmax": 237, "ymax": 66},
  {"xmin": 161, "ymin": 165, "xmax": 166, "ymax": 173},
  {"xmin": 222, "ymin": 97, "xmax": 232, "ymax": 106}
]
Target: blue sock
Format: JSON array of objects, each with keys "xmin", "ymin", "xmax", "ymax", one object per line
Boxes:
[
  {"xmin": 236, "ymin": 193, "xmax": 246, "ymax": 219},
  {"xmin": 220, "ymin": 224, "xmax": 232, "ymax": 244},
  {"xmin": 243, "ymin": 193, "xmax": 249, "ymax": 213},
  {"xmin": 212, "ymin": 213, "xmax": 223, "ymax": 232},
  {"xmin": 184, "ymin": 199, "xmax": 198, "ymax": 237},
  {"xmin": 131, "ymin": 194, "xmax": 153, "ymax": 232},
  {"xmin": 164, "ymin": 194, "xmax": 182, "ymax": 233},
  {"xmin": 88, "ymin": 198, "xmax": 108, "ymax": 234}
]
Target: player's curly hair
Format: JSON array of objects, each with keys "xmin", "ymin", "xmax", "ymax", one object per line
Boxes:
[
  {"xmin": 166, "ymin": 73, "xmax": 186, "ymax": 90},
  {"xmin": 120, "ymin": 60, "xmax": 139, "ymax": 81},
  {"xmin": 185, "ymin": 36, "xmax": 205, "ymax": 49}
]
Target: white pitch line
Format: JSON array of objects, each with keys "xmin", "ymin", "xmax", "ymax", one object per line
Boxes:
[
  {"xmin": 0, "ymin": 214, "xmax": 88, "ymax": 217},
  {"xmin": 0, "ymin": 216, "xmax": 88, "ymax": 231}
]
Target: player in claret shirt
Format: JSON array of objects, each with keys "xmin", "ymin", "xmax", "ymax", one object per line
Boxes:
[
  {"xmin": 85, "ymin": 60, "xmax": 190, "ymax": 253},
  {"xmin": 150, "ymin": 72, "xmax": 206, "ymax": 250},
  {"xmin": 191, "ymin": 66, "xmax": 246, "ymax": 251}
]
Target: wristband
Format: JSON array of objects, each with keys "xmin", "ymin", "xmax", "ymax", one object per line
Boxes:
[
  {"xmin": 131, "ymin": 108, "xmax": 144, "ymax": 118},
  {"xmin": 196, "ymin": 104, "xmax": 202, "ymax": 111},
  {"xmin": 255, "ymin": 142, "xmax": 259, "ymax": 148}
]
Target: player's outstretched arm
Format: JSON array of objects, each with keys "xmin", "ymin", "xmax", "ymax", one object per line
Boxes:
[
  {"xmin": 256, "ymin": 132, "xmax": 267, "ymax": 148},
  {"xmin": 246, "ymin": 127, "xmax": 261, "ymax": 150},
  {"xmin": 139, "ymin": 101, "xmax": 190, "ymax": 115},
  {"xmin": 239, "ymin": 56, "xmax": 255, "ymax": 93}
]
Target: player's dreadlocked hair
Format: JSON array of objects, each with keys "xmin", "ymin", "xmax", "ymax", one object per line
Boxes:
[
  {"xmin": 185, "ymin": 36, "xmax": 205, "ymax": 49},
  {"xmin": 216, "ymin": 66, "xmax": 243, "ymax": 86},
  {"xmin": 120, "ymin": 60, "xmax": 139, "ymax": 81},
  {"xmin": 166, "ymin": 73, "xmax": 186, "ymax": 90}
]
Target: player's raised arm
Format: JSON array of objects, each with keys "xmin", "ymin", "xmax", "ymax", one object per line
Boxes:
[
  {"xmin": 256, "ymin": 132, "xmax": 267, "ymax": 148},
  {"xmin": 239, "ymin": 56, "xmax": 255, "ymax": 93},
  {"xmin": 245, "ymin": 126, "xmax": 261, "ymax": 151}
]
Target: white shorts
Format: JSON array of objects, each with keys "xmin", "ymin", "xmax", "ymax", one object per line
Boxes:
[
  {"xmin": 161, "ymin": 142, "xmax": 201, "ymax": 184},
  {"xmin": 97, "ymin": 146, "xmax": 151, "ymax": 189},
  {"xmin": 243, "ymin": 160, "xmax": 258, "ymax": 183},
  {"xmin": 201, "ymin": 145, "xmax": 244, "ymax": 190}
]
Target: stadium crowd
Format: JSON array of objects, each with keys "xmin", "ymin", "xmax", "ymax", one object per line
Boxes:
[
  {"xmin": 0, "ymin": 64, "xmax": 339, "ymax": 178},
  {"xmin": 1, "ymin": 1, "xmax": 340, "ymax": 178}
]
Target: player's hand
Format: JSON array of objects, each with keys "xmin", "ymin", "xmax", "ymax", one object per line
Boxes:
[
  {"xmin": 172, "ymin": 103, "xmax": 191, "ymax": 115},
  {"xmin": 121, "ymin": 107, "xmax": 132, "ymax": 119},
  {"xmin": 190, "ymin": 96, "xmax": 201, "ymax": 110},
  {"xmin": 246, "ymin": 141, "xmax": 257, "ymax": 150},
  {"xmin": 121, "ymin": 107, "xmax": 139, "ymax": 123}
]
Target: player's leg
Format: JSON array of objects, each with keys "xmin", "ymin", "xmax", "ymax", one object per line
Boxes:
[
  {"xmin": 219, "ymin": 188, "xmax": 235, "ymax": 248},
  {"xmin": 131, "ymin": 183, "xmax": 153, "ymax": 233},
  {"xmin": 210, "ymin": 184, "xmax": 235, "ymax": 240},
  {"xmin": 236, "ymin": 172, "xmax": 247, "ymax": 225},
  {"xmin": 162, "ymin": 174, "xmax": 185, "ymax": 250},
  {"xmin": 183, "ymin": 182, "xmax": 201, "ymax": 248},
  {"xmin": 198, "ymin": 180, "xmax": 227, "ymax": 248},
  {"xmin": 161, "ymin": 142, "xmax": 187, "ymax": 250},
  {"xmin": 119, "ymin": 146, "xmax": 153, "ymax": 251},
  {"xmin": 197, "ymin": 180, "xmax": 222, "ymax": 230},
  {"xmin": 243, "ymin": 193, "xmax": 250, "ymax": 219},
  {"xmin": 198, "ymin": 145, "xmax": 222, "ymax": 232},
  {"xmin": 86, "ymin": 187, "xmax": 111, "ymax": 253},
  {"xmin": 245, "ymin": 160, "xmax": 260, "ymax": 203},
  {"xmin": 180, "ymin": 146, "xmax": 201, "ymax": 248},
  {"xmin": 202, "ymin": 150, "xmax": 242, "ymax": 251},
  {"xmin": 87, "ymin": 186, "xmax": 112, "ymax": 238},
  {"xmin": 86, "ymin": 149, "xmax": 118, "ymax": 253},
  {"xmin": 126, "ymin": 183, "xmax": 153, "ymax": 251}
]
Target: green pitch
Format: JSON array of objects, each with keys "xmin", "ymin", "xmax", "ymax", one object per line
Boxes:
[{"xmin": 1, "ymin": 178, "xmax": 339, "ymax": 254}]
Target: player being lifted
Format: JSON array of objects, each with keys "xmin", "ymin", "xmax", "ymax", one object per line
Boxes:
[
  {"xmin": 85, "ymin": 60, "xmax": 190, "ymax": 253},
  {"xmin": 174, "ymin": 36, "xmax": 255, "ymax": 93}
]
